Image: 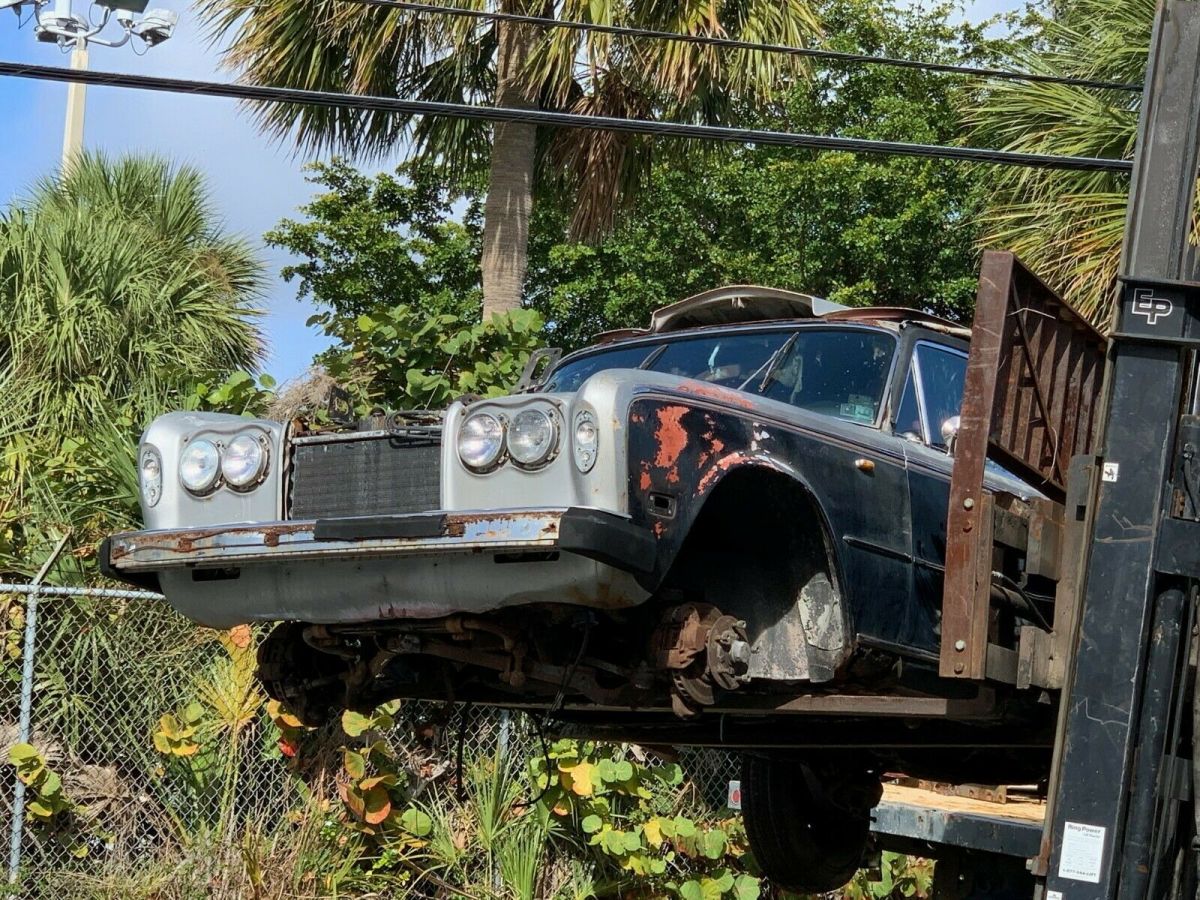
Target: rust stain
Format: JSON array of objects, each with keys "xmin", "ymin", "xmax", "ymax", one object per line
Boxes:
[
  {"xmin": 698, "ymin": 452, "xmax": 752, "ymax": 494},
  {"xmin": 675, "ymin": 381, "xmax": 754, "ymax": 409},
  {"xmin": 696, "ymin": 427, "xmax": 723, "ymax": 470},
  {"xmin": 653, "ymin": 520, "xmax": 666, "ymax": 538},
  {"xmin": 696, "ymin": 451, "xmax": 790, "ymax": 494},
  {"xmin": 639, "ymin": 468, "xmax": 653, "ymax": 492}
]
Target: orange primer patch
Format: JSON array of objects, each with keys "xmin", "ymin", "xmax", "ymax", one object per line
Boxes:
[{"xmin": 653, "ymin": 406, "xmax": 689, "ymax": 470}]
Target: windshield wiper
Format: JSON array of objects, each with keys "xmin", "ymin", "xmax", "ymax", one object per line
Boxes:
[{"xmin": 740, "ymin": 333, "xmax": 799, "ymax": 393}]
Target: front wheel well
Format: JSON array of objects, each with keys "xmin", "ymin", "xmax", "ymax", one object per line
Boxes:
[{"xmin": 660, "ymin": 467, "xmax": 850, "ymax": 683}]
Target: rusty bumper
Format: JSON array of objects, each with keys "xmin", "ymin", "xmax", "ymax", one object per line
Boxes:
[{"xmin": 100, "ymin": 508, "xmax": 657, "ymax": 629}]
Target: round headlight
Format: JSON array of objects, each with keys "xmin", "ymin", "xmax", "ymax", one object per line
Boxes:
[
  {"xmin": 222, "ymin": 433, "xmax": 268, "ymax": 490},
  {"xmin": 179, "ymin": 439, "xmax": 221, "ymax": 494},
  {"xmin": 139, "ymin": 446, "xmax": 163, "ymax": 507},
  {"xmin": 458, "ymin": 413, "xmax": 505, "ymax": 471},
  {"xmin": 508, "ymin": 407, "xmax": 558, "ymax": 468},
  {"xmin": 573, "ymin": 411, "xmax": 599, "ymax": 473}
]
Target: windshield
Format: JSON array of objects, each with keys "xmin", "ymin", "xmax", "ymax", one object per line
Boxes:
[{"xmin": 543, "ymin": 327, "xmax": 896, "ymax": 426}]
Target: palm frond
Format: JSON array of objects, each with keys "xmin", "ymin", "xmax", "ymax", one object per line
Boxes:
[{"xmin": 969, "ymin": 0, "xmax": 1162, "ymax": 324}]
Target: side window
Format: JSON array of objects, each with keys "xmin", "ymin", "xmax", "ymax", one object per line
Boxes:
[{"xmin": 914, "ymin": 343, "xmax": 967, "ymax": 448}]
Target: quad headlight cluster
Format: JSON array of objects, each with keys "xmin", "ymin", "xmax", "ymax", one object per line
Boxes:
[
  {"xmin": 457, "ymin": 404, "xmax": 595, "ymax": 473},
  {"xmin": 175, "ymin": 431, "xmax": 270, "ymax": 496}
]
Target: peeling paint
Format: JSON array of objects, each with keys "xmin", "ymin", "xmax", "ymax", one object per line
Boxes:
[
  {"xmin": 639, "ymin": 469, "xmax": 653, "ymax": 492},
  {"xmin": 674, "ymin": 381, "xmax": 756, "ymax": 409},
  {"xmin": 696, "ymin": 451, "xmax": 790, "ymax": 495},
  {"xmin": 653, "ymin": 405, "xmax": 689, "ymax": 487}
]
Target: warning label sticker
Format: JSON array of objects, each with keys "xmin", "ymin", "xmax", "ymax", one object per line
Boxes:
[{"xmin": 1059, "ymin": 821, "xmax": 1106, "ymax": 883}]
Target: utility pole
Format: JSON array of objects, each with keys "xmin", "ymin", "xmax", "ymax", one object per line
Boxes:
[
  {"xmin": 1040, "ymin": 1, "xmax": 1200, "ymax": 897},
  {"xmin": 62, "ymin": 37, "xmax": 88, "ymax": 167},
  {"xmin": 0, "ymin": 0, "xmax": 178, "ymax": 170}
]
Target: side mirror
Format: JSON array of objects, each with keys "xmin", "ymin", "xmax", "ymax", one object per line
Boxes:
[{"xmin": 941, "ymin": 416, "xmax": 961, "ymax": 455}]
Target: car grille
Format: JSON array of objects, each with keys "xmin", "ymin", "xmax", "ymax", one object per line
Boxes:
[{"xmin": 288, "ymin": 429, "xmax": 442, "ymax": 520}]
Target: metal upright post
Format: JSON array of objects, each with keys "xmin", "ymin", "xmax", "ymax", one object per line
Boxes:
[
  {"xmin": 6, "ymin": 536, "xmax": 68, "ymax": 884},
  {"xmin": 61, "ymin": 37, "xmax": 88, "ymax": 169},
  {"xmin": 1041, "ymin": 2, "xmax": 1200, "ymax": 898}
]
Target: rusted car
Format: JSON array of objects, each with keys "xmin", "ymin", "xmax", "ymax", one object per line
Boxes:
[{"xmin": 104, "ymin": 285, "xmax": 1061, "ymax": 892}]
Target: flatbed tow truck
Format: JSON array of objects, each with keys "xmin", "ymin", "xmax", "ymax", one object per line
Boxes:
[
  {"xmin": 94, "ymin": 4, "xmax": 1200, "ymax": 896},
  {"xmin": 824, "ymin": 3, "xmax": 1200, "ymax": 896}
]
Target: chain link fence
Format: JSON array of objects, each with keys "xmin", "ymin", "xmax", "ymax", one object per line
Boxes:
[{"xmin": 0, "ymin": 582, "xmax": 741, "ymax": 898}]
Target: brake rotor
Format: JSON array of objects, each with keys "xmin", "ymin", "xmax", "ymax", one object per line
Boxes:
[{"xmin": 706, "ymin": 615, "xmax": 751, "ymax": 691}]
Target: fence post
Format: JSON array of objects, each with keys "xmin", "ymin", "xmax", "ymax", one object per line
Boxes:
[{"xmin": 7, "ymin": 536, "xmax": 69, "ymax": 884}]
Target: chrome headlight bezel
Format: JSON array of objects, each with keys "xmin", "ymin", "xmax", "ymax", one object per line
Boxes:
[
  {"xmin": 221, "ymin": 432, "xmax": 270, "ymax": 491},
  {"xmin": 139, "ymin": 445, "xmax": 163, "ymax": 507},
  {"xmin": 179, "ymin": 438, "xmax": 221, "ymax": 495},
  {"xmin": 457, "ymin": 412, "xmax": 506, "ymax": 472},
  {"xmin": 572, "ymin": 409, "xmax": 599, "ymax": 473},
  {"xmin": 506, "ymin": 406, "xmax": 560, "ymax": 470}
]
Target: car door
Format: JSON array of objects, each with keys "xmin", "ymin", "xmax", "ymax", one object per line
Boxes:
[{"xmin": 899, "ymin": 339, "xmax": 969, "ymax": 654}]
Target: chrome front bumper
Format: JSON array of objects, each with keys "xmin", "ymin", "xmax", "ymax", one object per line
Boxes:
[{"xmin": 102, "ymin": 508, "xmax": 656, "ymax": 629}]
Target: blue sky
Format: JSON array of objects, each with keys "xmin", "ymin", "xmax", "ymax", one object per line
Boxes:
[{"xmin": 0, "ymin": 0, "xmax": 1025, "ymax": 385}]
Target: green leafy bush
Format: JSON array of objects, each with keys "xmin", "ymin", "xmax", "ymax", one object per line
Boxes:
[
  {"xmin": 7, "ymin": 742, "xmax": 96, "ymax": 858},
  {"xmin": 533, "ymin": 739, "xmax": 760, "ymax": 900},
  {"xmin": 845, "ymin": 851, "xmax": 935, "ymax": 898},
  {"xmin": 313, "ymin": 305, "xmax": 545, "ymax": 414}
]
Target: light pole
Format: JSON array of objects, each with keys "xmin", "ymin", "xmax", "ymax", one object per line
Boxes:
[{"xmin": 1, "ymin": 0, "xmax": 178, "ymax": 169}]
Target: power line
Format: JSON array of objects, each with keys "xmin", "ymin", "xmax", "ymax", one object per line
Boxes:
[
  {"xmin": 0, "ymin": 59, "xmax": 1134, "ymax": 173},
  {"xmin": 339, "ymin": 0, "xmax": 1144, "ymax": 94}
]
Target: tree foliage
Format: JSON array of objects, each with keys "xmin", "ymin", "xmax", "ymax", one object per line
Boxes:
[
  {"xmin": 316, "ymin": 304, "xmax": 545, "ymax": 413},
  {"xmin": 265, "ymin": 160, "xmax": 483, "ymax": 323},
  {"xmin": 529, "ymin": 0, "xmax": 989, "ymax": 349},
  {"xmin": 197, "ymin": 0, "xmax": 818, "ymax": 209},
  {"xmin": 268, "ymin": 162, "xmax": 544, "ymax": 412},
  {"xmin": 968, "ymin": 0, "xmax": 1151, "ymax": 322},
  {"xmin": 0, "ymin": 154, "xmax": 265, "ymax": 579},
  {"xmin": 197, "ymin": 0, "xmax": 821, "ymax": 313},
  {"xmin": 270, "ymin": 0, "xmax": 990, "ymax": 358}
]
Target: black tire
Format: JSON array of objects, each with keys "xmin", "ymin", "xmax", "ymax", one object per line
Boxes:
[{"xmin": 741, "ymin": 753, "xmax": 876, "ymax": 894}]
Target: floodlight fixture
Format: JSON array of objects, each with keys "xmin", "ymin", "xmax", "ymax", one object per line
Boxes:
[
  {"xmin": 95, "ymin": 0, "xmax": 148, "ymax": 12},
  {"xmin": 0, "ymin": 0, "xmax": 25, "ymax": 12},
  {"xmin": 131, "ymin": 7, "xmax": 175, "ymax": 45}
]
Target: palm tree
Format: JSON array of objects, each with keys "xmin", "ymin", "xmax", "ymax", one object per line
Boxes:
[
  {"xmin": 0, "ymin": 152, "xmax": 264, "ymax": 578},
  {"xmin": 195, "ymin": 0, "xmax": 820, "ymax": 316},
  {"xmin": 968, "ymin": 0, "xmax": 1151, "ymax": 323}
]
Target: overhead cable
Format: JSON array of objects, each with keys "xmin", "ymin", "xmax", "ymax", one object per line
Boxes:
[
  {"xmin": 338, "ymin": 0, "xmax": 1144, "ymax": 94},
  {"xmin": 0, "ymin": 60, "xmax": 1134, "ymax": 173}
]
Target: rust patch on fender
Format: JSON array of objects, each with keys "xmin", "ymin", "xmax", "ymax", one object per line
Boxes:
[
  {"xmin": 652, "ymin": 408, "xmax": 691, "ymax": 475},
  {"xmin": 639, "ymin": 468, "xmax": 653, "ymax": 492},
  {"xmin": 697, "ymin": 451, "xmax": 791, "ymax": 495}
]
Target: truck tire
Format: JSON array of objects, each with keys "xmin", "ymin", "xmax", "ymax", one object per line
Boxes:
[{"xmin": 741, "ymin": 753, "xmax": 877, "ymax": 894}]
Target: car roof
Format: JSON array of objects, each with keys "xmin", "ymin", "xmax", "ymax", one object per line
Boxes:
[{"xmin": 589, "ymin": 285, "xmax": 971, "ymax": 346}]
